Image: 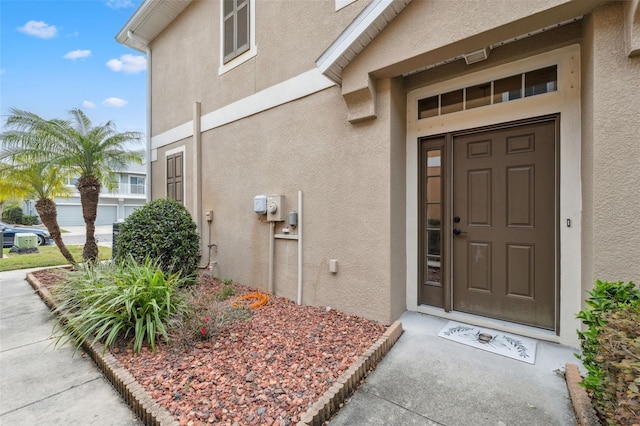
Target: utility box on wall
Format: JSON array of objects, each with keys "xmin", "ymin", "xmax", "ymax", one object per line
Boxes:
[{"xmin": 267, "ymin": 195, "xmax": 286, "ymax": 222}]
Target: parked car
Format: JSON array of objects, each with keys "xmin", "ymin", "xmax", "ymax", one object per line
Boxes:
[{"xmin": 0, "ymin": 221, "xmax": 53, "ymax": 247}]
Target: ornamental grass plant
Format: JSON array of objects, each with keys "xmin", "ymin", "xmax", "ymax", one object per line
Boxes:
[{"xmin": 52, "ymin": 256, "xmax": 187, "ymax": 354}]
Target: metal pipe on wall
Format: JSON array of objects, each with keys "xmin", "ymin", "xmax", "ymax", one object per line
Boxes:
[
  {"xmin": 297, "ymin": 190, "xmax": 303, "ymax": 305},
  {"xmin": 268, "ymin": 220, "xmax": 275, "ymax": 294}
]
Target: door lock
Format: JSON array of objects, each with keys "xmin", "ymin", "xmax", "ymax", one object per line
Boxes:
[
  {"xmin": 453, "ymin": 216, "xmax": 461, "ymax": 223},
  {"xmin": 453, "ymin": 228, "xmax": 467, "ymax": 235}
]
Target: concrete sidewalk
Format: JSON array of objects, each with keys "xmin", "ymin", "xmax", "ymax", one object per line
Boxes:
[
  {"xmin": 0, "ymin": 268, "xmax": 140, "ymax": 425},
  {"xmin": 330, "ymin": 311, "xmax": 582, "ymax": 426}
]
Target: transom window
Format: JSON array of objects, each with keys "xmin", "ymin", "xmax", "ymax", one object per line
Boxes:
[
  {"xmin": 418, "ymin": 65, "xmax": 557, "ymax": 119},
  {"xmin": 223, "ymin": 0, "xmax": 250, "ymax": 64}
]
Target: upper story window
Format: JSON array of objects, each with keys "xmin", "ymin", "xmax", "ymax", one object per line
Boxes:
[
  {"xmin": 129, "ymin": 176, "xmax": 145, "ymax": 195},
  {"xmin": 418, "ymin": 65, "xmax": 557, "ymax": 119},
  {"xmin": 223, "ymin": 0, "xmax": 250, "ymax": 63},
  {"xmin": 219, "ymin": 0, "xmax": 256, "ymax": 75}
]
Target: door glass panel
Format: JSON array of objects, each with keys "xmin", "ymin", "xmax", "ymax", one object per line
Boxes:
[
  {"xmin": 494, "ymin": 75, "xmax": 522, "ymax": 103},
  {"xmin": 426, "ymin": 150, "xmax": 441, "ymax": 175},
  {"xmin": 425, "ymin": 147, "xmax": 442, "ymax": 286},
  {"xmin": 427, "ymin": 203, "xmax": 441, "ymax": 227},
  {"xmin": 441, "ymin": 89, "xmax": 463, "ymax": 114},
  {"xmin": 466, "ymin": 83, "xmax": 492, "ymax": 109},
  {"xmin": 525, "ymin": 65, "xmax": 557, "ymax": 97},
  {"xmin": 427, "ymin": 255, "xmax": 441, "ymax": 285},
  {"xmin": 418, "ymin": 96, "xmax": 439, "ymax": 119},
  {"xmin": 426, "ymin": 177, "xmax": 441, "ymax": 203}
]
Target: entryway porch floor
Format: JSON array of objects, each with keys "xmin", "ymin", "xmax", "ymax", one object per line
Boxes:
[{"xmin": 330, "ymin": 311, "xmax": 582, "ymax": 425}]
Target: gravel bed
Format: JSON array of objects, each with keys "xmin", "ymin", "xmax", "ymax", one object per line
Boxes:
[{"xmin": 32, "ymin": 269, "xmax": 386, "ymax": 425}]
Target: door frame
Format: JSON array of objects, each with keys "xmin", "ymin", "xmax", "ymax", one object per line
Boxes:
[
  {"xmin": 406, "ymin": 44, "xmax": 582, "ymax": 346},
  {"xmin": 418, "ymin": 116, "xmax": 560, "ymax": 330}
]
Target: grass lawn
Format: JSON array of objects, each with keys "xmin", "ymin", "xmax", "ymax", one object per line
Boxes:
[{"xmin": 0, "ymin": 245, "xmax": 112, "ymax": 271}]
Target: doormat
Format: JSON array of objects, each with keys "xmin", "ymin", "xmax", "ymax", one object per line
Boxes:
[{"xmin": 437, "ymin": 321, "xmax": 537, "ymax": 364}]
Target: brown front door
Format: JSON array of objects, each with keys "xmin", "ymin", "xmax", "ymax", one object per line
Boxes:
[
  {"xmin": 452, "ymin": 117, "xmax": 557, "ymax": 330},
  {"xmin": 419, "ymin": 117, "xmax": 558, "ymax": 330}
]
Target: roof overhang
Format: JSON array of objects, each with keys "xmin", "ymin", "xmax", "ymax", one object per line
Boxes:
[
  {"xmin": 116, "ymin": 0, "xmax": 193, "ymax": 52},
  {"xmin": 316, "ymin": 0, "xmax": 412, "ymax": 85}
]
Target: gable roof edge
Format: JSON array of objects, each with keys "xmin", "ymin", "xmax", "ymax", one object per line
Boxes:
[
  {"xmin": 116, "ymin": 0, "xmax": 194, "ymax": 52},
  {"xmin": 316, "ymin": 0, "xmax": 412, "ymax": 85}
]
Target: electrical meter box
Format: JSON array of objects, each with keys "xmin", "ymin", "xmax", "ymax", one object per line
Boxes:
[
  {"xmin": 267, "ymin": 195, "xmax": 286, "ymax": 222},
  {"xmin": 254, "ymin": 195, "xmax": 267, "ymax": 214},
  {"xmin": 15, "ymin": 233, "xmax": 37, "ymax": 249}
]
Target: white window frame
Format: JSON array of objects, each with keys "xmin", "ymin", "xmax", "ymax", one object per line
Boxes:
[{"xmin": 219, "ymin": 0, "xmax": 257, "ymax": 76}]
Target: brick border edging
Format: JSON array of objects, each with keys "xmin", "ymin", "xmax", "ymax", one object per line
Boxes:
[
  {"xmin": 26, "ymin": 271, "xmax": 178, "ymax": 426},
  {"xmin": 565, "ymin": 362, "xmax": 601, "ymax": 426},
  {"xmin": 296, "ymin": 320, "xmax": 404, "ymax": 426}
]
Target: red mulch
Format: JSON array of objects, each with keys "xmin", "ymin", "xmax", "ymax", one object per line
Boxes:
[{"xmin": 31, "ymin": 270, "xmax": 386, "ymax": 426}]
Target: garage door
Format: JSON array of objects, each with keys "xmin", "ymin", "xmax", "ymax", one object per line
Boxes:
[
  {"xmin": 56, "ymin": 205, "xmax": 84, "ymax": 227},
  {"xmin": 96, "ymin": 206, "xmax": 118, "ymax": 225}
]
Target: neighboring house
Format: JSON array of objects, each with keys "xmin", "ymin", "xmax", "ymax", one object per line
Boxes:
[
  {"xmin": 24, "ymin": 160, "xmax": 147, "ymax": 226},
  {"xmin": 117, "ymin": 0, "xmax": 640, "ymax": 347}
]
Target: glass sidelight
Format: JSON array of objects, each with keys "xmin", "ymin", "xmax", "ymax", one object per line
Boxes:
[{"xmin": 425, "ymin": 149, "xmax": 442, "ymax": 286}]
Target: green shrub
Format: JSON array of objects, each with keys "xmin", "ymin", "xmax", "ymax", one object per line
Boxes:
[
  {"xmin": 2, "ymin": 206, "xmax": 23, "ymax": 224},
  {"xmin": 576, "ymin": 280, "xmax": 640, "ymax": 422},
  {"xmin": 21, "ymin": 215, "xmax": 39, "ymax": 225},
  {"xmin": 52, "ymin": 256, "xmax": 187, "ymax": 354},
  {"xmin": 114, "ymin": 198, "xmax": 200, "ymax": 282}
]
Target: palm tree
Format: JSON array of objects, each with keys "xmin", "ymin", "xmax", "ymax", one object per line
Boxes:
[
  {"xmin": 1, "ymin": 108, "xmax": 143, "ymax": 263},
  {"xmin": 0, "ymin": 161, "xmax": 77, "ymax": 265}
]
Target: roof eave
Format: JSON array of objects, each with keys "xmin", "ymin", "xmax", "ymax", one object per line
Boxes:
[
  {"xmin": 316, "ymin": 0, "xmax": 412, "ymax": 85},
  {"xmin": 115, "ymin": 0, "xmax": 194, "ymax": 52}
]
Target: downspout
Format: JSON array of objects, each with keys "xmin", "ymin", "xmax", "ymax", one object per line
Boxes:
[
  {"xmin": 127, "ymin": 30, "xmax": 152, "ymax": 202},
  {"xmin": 193, "ymin": 101, "xmax": 202, "ymax": 241}
]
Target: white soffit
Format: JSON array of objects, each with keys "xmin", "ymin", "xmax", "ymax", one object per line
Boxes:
[
  {"xmin": 316, "ymin": 0, "xmax": 412, "ymax": 84},
  {"xmin": 116, "ymin": 0, "xmax": 193, "ymax": 51}
]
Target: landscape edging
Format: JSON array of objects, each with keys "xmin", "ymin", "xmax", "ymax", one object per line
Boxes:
[
  {"xmin": 297, "ymin": 320, "xmax": 404, "ymax": 426},
  {"xmin": 26, "ymin": 269, "xmax": 403, "ymax": 426},
  {"xmin": 565, "ymin": 362, "xmax": 601, "ymax": 426},
  {"xmin": 26, "ymin": 270, "xmax": 178, "ymax": 426}
]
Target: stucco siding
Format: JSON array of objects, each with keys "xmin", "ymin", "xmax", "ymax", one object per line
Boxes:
[
  {"xmin": 197, "ymin": 86, "xmax": 396, "ymax": 324},
  {"xmin": 586, "ymin": 3, "xmax": 640, "ymax": 283},
  {"xmin": 149, "ymin": 0, "xmax": 367, "ymax": 136}
]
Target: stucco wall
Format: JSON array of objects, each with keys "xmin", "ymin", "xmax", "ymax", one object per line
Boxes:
[
  {"xmin": 582, "ymin": 3, "xmax": 640, "ymax": 286},
  {"xmin": 149, "ymin": 0, "xmax": 367, "ymax": 136},
  {"xmin": 192, "ymin": 85, "xmax": 398, "ymax": 324}
]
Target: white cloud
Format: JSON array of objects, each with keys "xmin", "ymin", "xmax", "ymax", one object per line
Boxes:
[
  {"xmin": 18, "ymin": 20, "xmax": 58, "ymax": 39},
  {"xmin": 106, "ymin": 54, "xmax": 146, "ymax": 74},
  {"xmin": 106, "ymin": 0, "xmax": 136, "ymax": 9},
  {"xmin": 64, "ymin": 50, "xmax": 91, "ymax": 60},
  {"xmin": 102, "ymin": 97, "xmax": 128, "ymax": 107},
  {"xmin": 82, "ymin": 101, "xmax": 96, "ymax": 109}
]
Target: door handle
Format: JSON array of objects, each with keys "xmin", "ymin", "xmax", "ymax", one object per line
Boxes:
[{"xmin": 453, "ymin": 228, "xmax": 467, "ymax": 235}]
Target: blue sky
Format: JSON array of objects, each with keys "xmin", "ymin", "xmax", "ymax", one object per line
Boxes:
[{"xmin": 1, "ymin": 0, "xmax": 147, "ymax": 137}]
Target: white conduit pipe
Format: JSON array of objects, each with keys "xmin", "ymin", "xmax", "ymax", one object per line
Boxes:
[
  {"xmin": 268, "ymin": 220, "xmax": 275, "ymax": 294},
  {"xmin": 297, "ymin": 190, "xmax": 303, "ymax": 305}
]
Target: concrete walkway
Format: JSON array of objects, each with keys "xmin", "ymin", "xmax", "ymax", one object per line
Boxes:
[
  {"xmin": 0, "ymin": 268, "xmax": 140, "ymax": 425},
  {"xmin": 330, "ymin": 311, "xmax": 582, "ymax": 426}
]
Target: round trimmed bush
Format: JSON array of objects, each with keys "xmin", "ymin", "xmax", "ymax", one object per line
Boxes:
[{"xmin": 114, "ymin": 198, "xmax": 200, "ymax": 281}]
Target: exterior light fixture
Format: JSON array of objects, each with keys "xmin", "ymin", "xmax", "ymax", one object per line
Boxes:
[{"xmin": 464, "ymin": 47, "xmax": 490, "ymax": 65}]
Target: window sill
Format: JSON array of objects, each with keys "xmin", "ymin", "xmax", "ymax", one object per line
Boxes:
[{"xmin": 218, "ymin": 46, "xmax": 257, "ymax": 76}]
